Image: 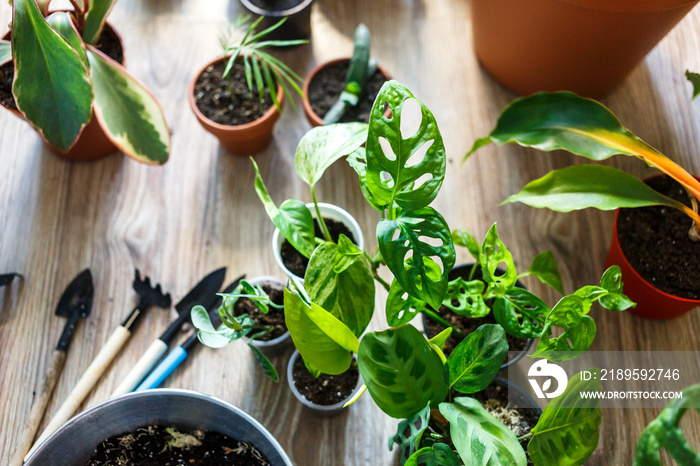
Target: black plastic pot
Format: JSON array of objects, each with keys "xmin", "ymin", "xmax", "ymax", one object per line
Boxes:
[
  {"xmin": 422, "ymin": 263, "xmax": 535, "ymax": 369},
  {"xmin": 239, "ymin": 0, "xmax": 314, "ymax": 41}
]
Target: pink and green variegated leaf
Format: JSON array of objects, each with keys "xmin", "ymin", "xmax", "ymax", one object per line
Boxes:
[
  {"xmin": 46, "ymin": 12, "xmax": 87, "ymax": 67},
  {"xmin": 82, "ymin": 0, "xmax": 118, "ymax": 45},
  {"xmin": 12, "ymin": 0, "xmax": 93, "ymax": 152},
  {"xmin": 87, "ymin": 48, "xmax": 170, "ymax": 164}
]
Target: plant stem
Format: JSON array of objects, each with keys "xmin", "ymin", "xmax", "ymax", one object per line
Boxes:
[
  {"xmin": 423, "ymin": 309, "xmax": 465, "ymax": 339},
  {"xmin": 373, "ymin": 272, "xmax": 390, "ymax": 292},
  {"xmin": 310, "ymin": 185, "xmax": 332, "ymax": 242},
  {"xmin": 687, "ymin": 188, "xmax": 700, "ymax": 242},
  {"xmin": 518, "ymin": 432, "xmax": 533, "ymax": 441},
  {"xmin": 468, "ymin": 262, "xmax": 478, "ymax": 281}
]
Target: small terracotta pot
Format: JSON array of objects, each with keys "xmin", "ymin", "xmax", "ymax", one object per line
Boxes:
[
  {"xmin": 239, "ymin": 0, "xmax": 314, "ymax": 41},
  {"xmin": 471, "ymin": 0, "xmax": 700, "ymax": 97},
  {"xmin": 188, "ymin": 56, "xmax": 284, "ymax": 156},
  {"xmin": 302, "ymin": 57, "xmax": 391, "ymax": 127},
  {"xmin": 1, "ymin": 24, "xmax": 123, "ymax": 162},
  {"xmin": 605, "ymin": 191, "xmax": 700, "ymax": 319}
]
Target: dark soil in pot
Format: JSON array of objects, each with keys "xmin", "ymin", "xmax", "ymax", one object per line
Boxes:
[
  {"xmin": 0, "ymin": 25, "xmax": 124, "ymax": 111},
  {"xmin": 281, "ymin": 218, "xmax": 356, "ymax": 277},
  {"xmin": 85, "ymin": 425, "xmax": 272, "ymax": 465},
  {"xmin": 308, "ymin": 61, "xmax": 388, "ymax": 124},
  {"xmin": 248, "ymin": 0, "xmax": 304, "ymax": 9},
  {"xmin": 617, "ymin": 175, "xmax": 700, "ymax": 300},
  {"xmin": 193, "ymin": 59, "xmax": 274, "ymax": 126},
  {"xmin": 233, "ymin": 281, "xmax": 287, "ymax": 341},
  {"xmin": 292, "ymin": 356, "xmax": 359, "ymax": 405}
]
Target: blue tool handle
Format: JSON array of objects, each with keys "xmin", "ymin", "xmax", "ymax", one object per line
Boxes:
[{"xmin": 136, "ymin": 346, "xmax": 188, "ymax": 391}]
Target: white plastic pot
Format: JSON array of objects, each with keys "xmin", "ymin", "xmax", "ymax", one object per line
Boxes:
[{"xmin": 244, "ymin": 275, "xmax": 292, "ymax": 356}]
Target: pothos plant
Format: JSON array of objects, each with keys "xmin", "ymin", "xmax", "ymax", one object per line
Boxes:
[
  {"xmin": 0, "ymin": 0, "xmax": 170, "ymax": 163},
  {"xmin": 191, "ymin": 279, "xmax": 282, "ymax": 382},
  {"xmin": 465, "ymin": 92, "xmax": 700, "ymax": 242}
]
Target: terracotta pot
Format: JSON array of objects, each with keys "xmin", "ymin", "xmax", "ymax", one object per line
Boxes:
[
  {"xmin": 1, "ymin": 24, "xmax": 123, "ymax": 162},
  {"xmin": 239, "ymin": 0, "xmax": 314, "ymax": 41},
  {"xmin": 302, "ymin": 57, "xmax": 392, "ymax": 127},
  {"xmin": 189, "ymin": 56, "xmax": 284, "ymax": 156},
  {"xmin": 605, "ymin": 190, "xmax": 700, "ymax": 319},
  {"xmin": 471, "ymin": 0, "xmax": 699, "ymax": 97}
]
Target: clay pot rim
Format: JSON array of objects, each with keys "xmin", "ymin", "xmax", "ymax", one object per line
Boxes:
[
  {"xmin": 612, "ymin": 174, "xmax": 700, "ymax": 305},
  {"xmin": 238, "ymin": 275, "xmax": 292, "ymax": 352},
  {"xmin": 188, "ymin": 54, "xmax": 284, "ymax": 133},
  {"xmin": 553, "ymin": 0, "xmax": 698, "ymax": 13},
  {"xmin": 302, "ymin": 57, "xmax": 392, "ymax": 127},
  {"xmin": 240, "ymin": 0, "xmax": 314, "ymax": 17}
]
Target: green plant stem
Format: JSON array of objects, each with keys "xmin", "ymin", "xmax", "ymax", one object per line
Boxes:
[
  {"xmin": 518, "ymin": 433, "xmax": 533, "ymax": 441},
  {"xmin": 311, "ymin": 185, "xmax": 332, "ymax": 242},
  {"xmin": 373, "ymin": 272, "xmax": 391, "ymax": 292},
  {"xmin": 468, "ymin": 262, "xmax": 478, "ymax": 280},
  {"xmin": 423, "ymin": 309, "xmax": 465, "ymax": 339}
]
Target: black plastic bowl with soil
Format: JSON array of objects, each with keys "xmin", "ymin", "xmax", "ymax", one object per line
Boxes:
[
  {"xmin": 0, "ymin": 24, "xmax": 124, "ymax": 111},
  {"xmin": 308, "ymin": 60, "xmax": 388, "ymax": 124},
  {"xmin": 617, "ymin": 175, "xmax": 700, "ymax": 300},
  {"xmin": 423, "ymin": 264, "xmax": 531, "ymax": 364},
  {"xmin": 247, "ymin": 0, "xmax": 304, "ymax": 10},
  {"xmin": 193, "ymin": 59, "xmax": 275, "ymax": 126},
  {"xmin": 292, "ymin": 354, "xmax": 360, "ymax": 405},
  {"xmin": 281, "ymin": 218, "xmax": 356, "ymax": 278},
  {"xmin": 85, "ymin": 425, "xmax": 271, "ymax": 465},
  {"xmin": 234, "ymin": 280, "xmax": 287, "ymax": 341}
]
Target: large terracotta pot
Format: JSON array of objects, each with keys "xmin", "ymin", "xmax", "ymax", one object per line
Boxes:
[
  {"xmin": 1, "ymin": 25, "xmax": 122, "ymax": 162},
  {"xmin": 472, "ymin": 0, "xmax": 699, "ymax": 97},
  {"xmin": 189, "ymin": 56, "xmax": 284, "ymax": 156},
  {"xmin": 239, "ymin": 0, "xmax": 314, "ymax": 41}
]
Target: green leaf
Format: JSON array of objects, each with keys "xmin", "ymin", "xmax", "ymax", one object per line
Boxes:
[
  {"xmin": 445, "ymin": 324, "xmax": 507, "ymax": 394},
  {"xmin": 439, "ymin": 397, "xmax": 527, "ymax": 466},
  {"xmin": 386, "ymin": 279, "xmax": 427, "ymax": 327},
  {"xmin": 598, "ymin": 266, "xmax": 636, "ymax": 311},
  {"xmin": 377, "ymin": 207, "xmax": 456, "ymax": 309},
  {"xmin": 532, "ymin": 296, "xmax": 595, "ymax": 362},
  {"xmin": 83, "ymin": 0, "xmax": 118, "ymax": 45},
  {"xmin": 46, "ymin": 12, "xmax": 87, "ymax": 67},
  {"xmin": 197, "ymin": 330, "xmax": 239, "ymax": 349},
  {"xmin": 405, "ymin": 444, "xmax": 461, "ymax": 466},
  {"xmin": 87, "ymin": 49, "xmax": 170, "ymax": 164},
  {"xmin": 480, "ymin": 224, "xmax": 517, "ymax": 299},
  {"xmin": 358, "ymin": 325, "xmax": 448, "ymax": 419},
  {"xmin": 526, "ymin": 251, "xmax": 563, "ymax": 294},
  {"xmin": 294, "ymin": 122, "xmax": 368, "ymax": 187},
  {"xmin": 634, "ymin": 383, "xmax": 700, "ymax": 466},
  {"xmin": 687, "ymin": 70, "xmax": 700, "ymax": 100},
  {"xmin": 529, "ymin": 371, "xmax": 603, "ymax": 466},
  {"xmin": 503, "ymin": 165, "xmax": 688, "ymax": 214},
  {"xmin": 452, "ymin": 229, "xmax": 481, "ymax": 261},
  {"xmin": 389, "ymin": 403, "xmax": 431, "ymax": 464},
  {"xmin": 441, "ymin": 277, "xmax": 489, "ymax": 318},
  {"xmin": 247, "ymin": 342, "xmax": 279, "ymax": 382},
  {"xmin": 12, "ymin": 0, "xmax": 93, "ymax": 152},
  {"xmin": 252, "ymin": 159, "xmax": 316, "ymax": 258},
  {"xmin": 347, "ymin": 147, "xmax": 383, "ymax": 210},
  {"xmin": 0, "ymin": 40, "xmax": 11, "ymax": 65},
  {"xmin": 365, "ymin": 81, "xmax": 447, "ymax": 211},
  {"xmin": 191, "ymin": 305, "xmax": 216, "ymax": 333},
  {"xmin": 304, "ymin": 241, "xmax": 375, "ymax": 337},
  {"xmin": 493, "ymin": 287, "xmax": 549, "ymax": 339},
  {"xmin": 284, "ymin": 288, "xmax": 357, "ymax": 375},
  {"xmin": 427, "ymin": 327, "xmax": 452, "ymax": 351}
]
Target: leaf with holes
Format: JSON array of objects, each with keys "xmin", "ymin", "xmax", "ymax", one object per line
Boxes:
[
  {"xmin": 439, "ymin": 397, "xmax": 527, "ymax": 466},
  {"xmin": 634, "ymin": 382, "xmax": 700, "ymax": 466},
  {"xmin": 358, "ymin": 325, "xmax": 448, "ymax": 419},
  {"xmin": 389, "ymin": 403, "xmax": 431, "ymax": 465},
  {"xmin": 377, "ymin": 207, "xmax": 455, "ymax": 309},
  {"xmin": 295, "ymin": 122, "xmax": 368, "ymax": 187},
  {"xmin": 445, "ymin": 324, "xmax": 507, "ymax": 394},
  {"xmin": 480, "ymin": 223, "xmax": 517, "ymax": 299},
  {"xmin": 529, "ymin": 371, "xmax": 602, "ymax": 466},
  {"xmin": 525, "ymin": 251, "xmax": 563, "ymax": 294},
  {"xmin": 441, "ymin": 277, "xmax": 489, "ymax": 318},
  {"xmin": 493, "ymin": 287, "xmax": 550, "ymax": 339},
  {"xmin": 598, "ymin": 266, "xmax": 635, "ymax": 311},
  {"xmin": 532, "ymin": 296, "xmax": 596, "ymax": 362},
  {"xmin": 365, "ymin": 80, "xmax": 446, "ymax": 211},
  {"xmin": 83, "ymin": 0, "xmax": 118, "ymax": 45},
  {"xmin": 12, "ymin": 0, "xmax": 93, "ymax": 152},
  {"xmin": 452, "ymin": 229, "xmax": 481, "ymax": 261},
  {"xmin": 304, "ymin": 240, "xmax": 375, "ymax": 337},
  {"xmin": 284, "ymin": 288, "xmax": 358, "ymax": 375},
  {"xmin": 386, "ymin": 279, "xmax": 427, "ymax": 327},
  {"xmin": 405, "ymin": 444, "xmax": 461, "ymax": 466}
]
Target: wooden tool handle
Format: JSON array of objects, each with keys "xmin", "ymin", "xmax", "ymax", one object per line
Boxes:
[
  {"xmin": 25, "ymin": 326, "xmax": 131, "ymax": 461},
  {"xmin": 111, "ymin": 339, "xmax": 168, "ymax": 397},
  {"xmin": 11, "ymin": 349, "xmax": 66, "ymax": 465}
]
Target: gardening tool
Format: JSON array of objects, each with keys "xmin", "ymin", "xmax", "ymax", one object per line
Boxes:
[
  {"xmin": 10, "ymin": 269, "xmax": 93, "ymax": 465},
  {"xmin": 26, "ymin": 270, "xmax": 171, "ymax": 460},
  {"xmin": 111, "ymin": 267, "xmax": 227, "ymax": 396},
  {"xmin": 136, "ymin": 276, "xmax": 244, "ymax": 391},
  {"xmin": 0, "ymin": 272, "xmax": 22, "ymax": 287}
]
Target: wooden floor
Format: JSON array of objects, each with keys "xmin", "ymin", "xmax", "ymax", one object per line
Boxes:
[{"xmin": 2, "ymin": 1, "xmax": 699, "ymax": 464}]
